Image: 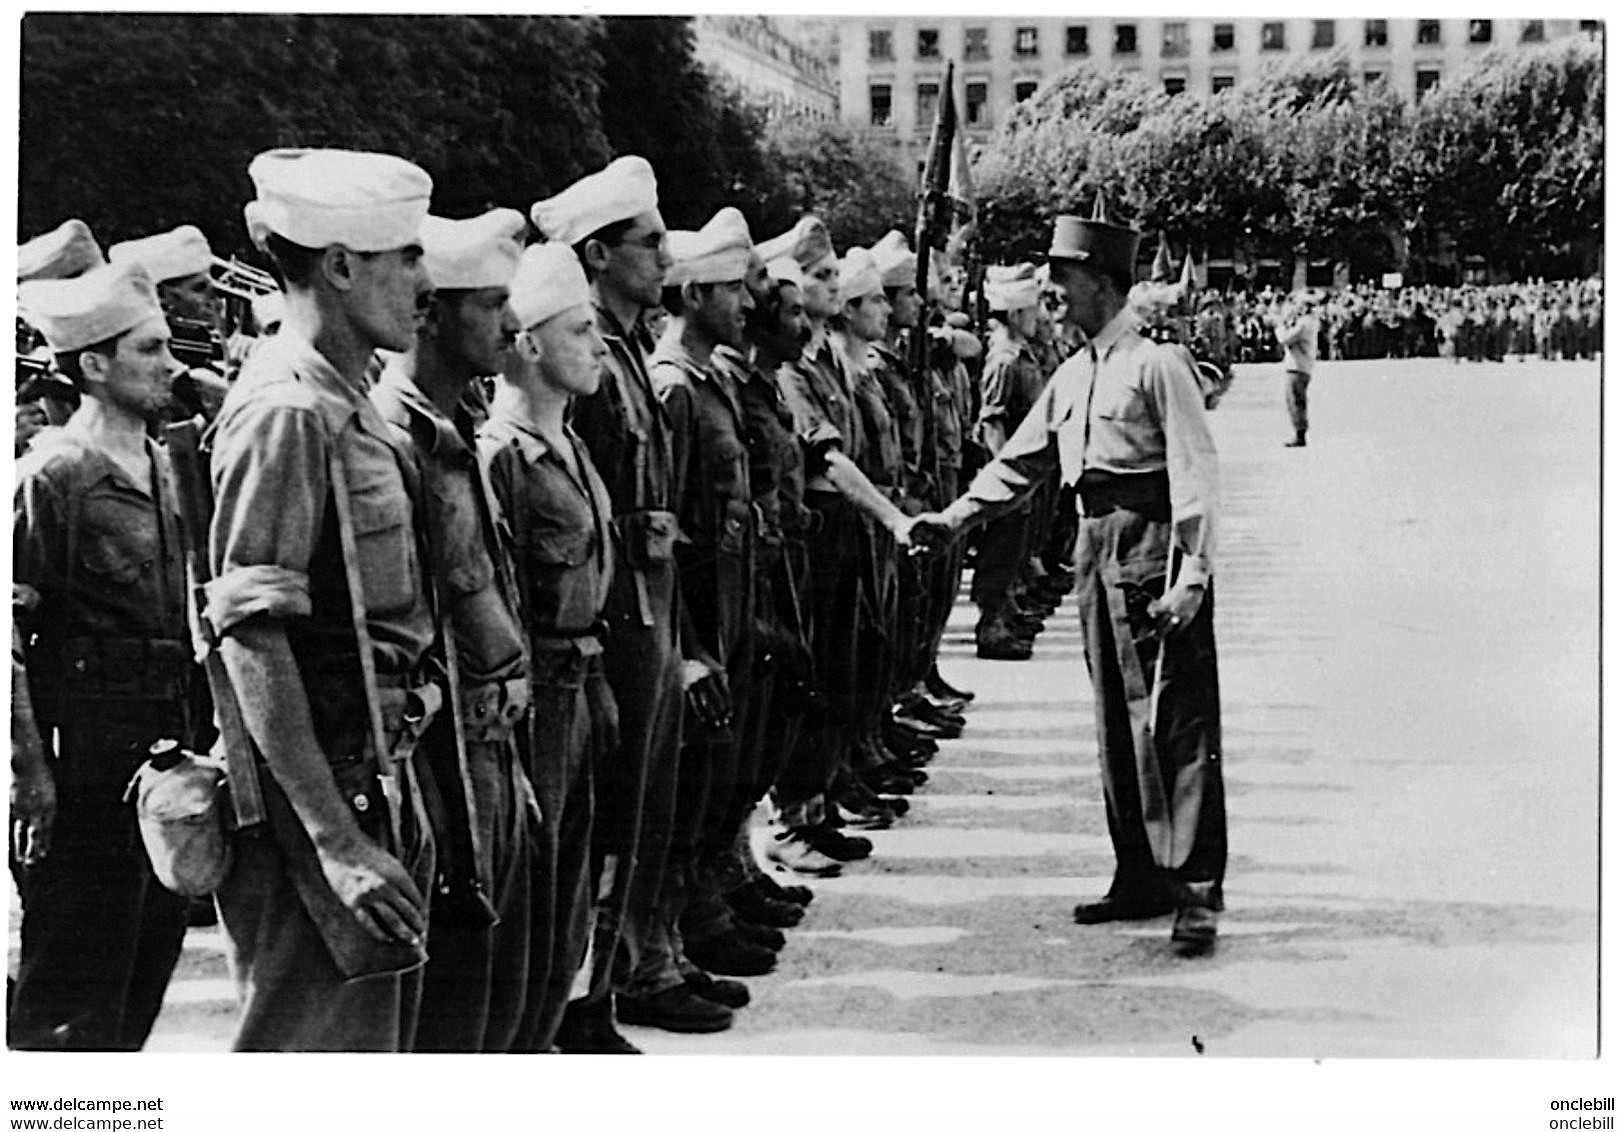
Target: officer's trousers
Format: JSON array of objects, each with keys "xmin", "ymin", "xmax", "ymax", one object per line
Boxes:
[{"xmin": 1077, "ymin": 507, "xmax": 1226, "ymax": 903}]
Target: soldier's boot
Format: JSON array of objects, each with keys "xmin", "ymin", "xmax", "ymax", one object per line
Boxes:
[{"xmin": 1169, "ymin": 879, "xmax": 1223, "ymax": 958}]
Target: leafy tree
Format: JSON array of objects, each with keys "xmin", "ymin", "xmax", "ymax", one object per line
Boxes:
[
  {"xmin": 1408, "ymin": 36, "xmax": 1603, "ymax": 274},
  {"xmin": 19, "ymin": 15, "xmax": 611, "ymax": 254},
  {"xmin": 748, "ymin": 115, "xmax": 919, "ymax": 251},
  {"xmin": 596, "ymin": 16, "xmax": 775, "ymax": 230}
]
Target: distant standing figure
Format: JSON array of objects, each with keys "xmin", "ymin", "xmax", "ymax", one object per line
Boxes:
[{"xmin": 1276, "ymin": 293, "xmax": 1320, "ymax": 448}]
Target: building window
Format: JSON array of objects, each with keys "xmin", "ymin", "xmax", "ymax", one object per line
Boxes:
[
  {"xmin": 1364, "ymin": 70, "xmax": 1387, "ymax": 86},
  {"xmin": 1163, "ymin": 75, "xmax": 1187, "ymax": 96},
  {"xmin": 1416, "ymin": 19, "xmax": 1441, "ymax": 45},
  {"xmin": 1416, "ymin": 69, "xmax": 1440, "ymax": 98},
  {"xmin": 1520, "ymin": 20, "xmax": 1545, "ymax": 43},
  {"xmin": 1580, "ymin": 20, "xmax": 1600, "ymax": 36},
  {"xmin": 1014, "ymin": 26, "xmax": 1039, "ymax": 56},
  {"xmin": 868, "ymin": 28, "xmax": 893, "ymax": 60},
  {"xmin": 917, "ymin": 27, "xmax": 940, "ymax": 59},
  {"xmin": 1014, "ymin": 80, "xmax": 1038, "ymax": 103},
  {"xmin": 965, "ymin": 80, "xmax": 988, "ymax": 125},
  {"xmin": 1066, "ymin": 24, "xmax": 1089, "ymax": 55},
  {"xmin": 1261, "ymin": 22, "xmax": 1286, "ymax": 51},
  {"xmin": 869, "ymin": 83, "xmax": 892, "ymax": 126},
  {"xmin": 964, "ymin": 26, "xmax": 989, "ymax": 60},
  {"xmin": 1162, "ymin": 22, "xmax": 1189, "ymax": 57},
  {"xmin": 1468, "ymin": 19, "xmax": 1493, "ymax": 44},
  {"xmin": 1212, "ymin": 22, "xmax": 1234, "ymax": 51},
  {"xmin": 1211, "ymin": 73, "xmax": 1235, "ymax": 93},
  {"xmin": 1312, "ymin": 20, "xmax": 1335, "ymax": 49},
  {"xmin": 1114, "ymin": 24, "xmax": 1138, "ymax": 55},
  {"xmin": 1363, "ymin": 20, "xmax": 1387, "ymax": 47},
  {"xmin": 917, "ymin": 82, "xmax": 939, "ymax": 125}
]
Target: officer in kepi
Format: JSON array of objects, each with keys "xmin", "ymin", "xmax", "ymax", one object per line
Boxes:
[
  {"xmin": 11, "ymin": 259, "xmax": 200, "ymax": 1049},
  {"xmin": 908, "ymin": 211, "xmax": 1228, "ymax": 957}
]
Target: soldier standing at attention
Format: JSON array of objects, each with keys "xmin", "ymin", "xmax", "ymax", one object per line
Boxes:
[
  {"xmin": 370, "ymin": 209, "xmax": 535, "ymax": 1051},
  {"xmin": 478, "ymin": 242, "xmax": 619, "ymax": 1051},
  {"xmin": 910, "ymin": 213, "xmax": 1227, "ymax": 957},
  {"xmin": 207, "ymin": 149, "xmax": 441, "ymax": 1050},
  {"xmin": 11, "ymin": 261, "xmax": 196, "ymax": 1049},
  {"xmin": 531, "ymin": 157, "xmax": 727, "ymax": 1052},
  {"xmin": 971, "ymin": 264, "xmax": 1047, "ymax": 661}
]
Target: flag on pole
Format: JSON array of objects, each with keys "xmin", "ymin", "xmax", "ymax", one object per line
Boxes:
[
  {"xmin": 1150, "ymin": 231, "xmax": 1174, "ymax": 283},
  {"xmin": 1179, "ymin": 249, "xmax": 1197, "ymax": 291}
]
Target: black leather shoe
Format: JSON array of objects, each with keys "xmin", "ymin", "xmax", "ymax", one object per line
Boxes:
[
  {"xmin": 751, "ymin": 873, "xmax": 813, "ymax": 906},
  {"xmin": 686, "ymin": 931, "xmax": 778, "ymax": 977},
  {"xmin": 925, "ymin": 666, "xmax": 975, "ymax": 702},
  {"xmin": 733, "ymin": 918, "xmax": 786, "ymax": 951},
  {"xmin": 1171, "ymin": 905, "xmax": 1219, "ymax": 957},
  {"xmin": 1072, "ymin": 896, "xmax": 1175, "ymax": 925},
  {"xmin": 555, "ymin": 1000, "xmax": 643, "ymax": 1053},
  {"xmin": 727, "ymin": 884, "xmax": 805, "ymax": 928},
  {"xmin": 976, "ymin": 637, "xmax": 1033, "ymax": 661},
  {"xmin": 802, "ymin": 822, "xmax": 873, "ymax": 862},
  {"xmin": 683, "ymin": 969, "xmax": 751, "ymax": 1009},
  {"xmin": 616, "ymin": 986, "xmax": 733, "ymax": 1033}
]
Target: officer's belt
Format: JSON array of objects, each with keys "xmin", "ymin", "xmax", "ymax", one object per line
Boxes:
[
  {"xmin": 458, "ymin": 676, "xmax": 531, "ymax": 743},
  {"xmin": 1077, "ymin": 469, "xmax": 1172, "ymax": 522},
  {"xmin": 41, "ymin": 635, "xmax": 192, "ymax": 703}
]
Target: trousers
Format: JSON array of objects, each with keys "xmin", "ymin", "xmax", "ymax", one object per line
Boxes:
[{"xmin": 1076, "ymin": 506, "xmax": 1226, "ymax": 901}]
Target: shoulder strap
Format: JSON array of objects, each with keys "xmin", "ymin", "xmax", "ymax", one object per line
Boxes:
[{"xmin": 325, "ymin": 438, "xmax": 403, "ymax": 852}]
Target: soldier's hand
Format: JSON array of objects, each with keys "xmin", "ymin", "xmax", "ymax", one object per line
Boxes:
[
  {"xmin": 10, "ymin": 760, "xmax": 56, "ymax": 866},
  {"xmin": 317, "ymin": 837, "xmax": 427, "ymax": 947},
  {"xmin": 1147, "ymin": 581, "xmax": 1206, "ymax": 640},
  {"xmin": 905, "ymin": 514, "xmax": 958, "ymax": 555},
  {"xmin": 680, "ymin": 658, "xmax": 731, "ymax": 731}
]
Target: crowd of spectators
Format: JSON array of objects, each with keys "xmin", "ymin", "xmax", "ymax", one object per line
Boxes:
[{"xmin": 1165, "ymin": 278, "xmax": 1603, "ymax": 367}]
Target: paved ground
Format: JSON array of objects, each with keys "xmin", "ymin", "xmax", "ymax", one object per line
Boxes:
[{"xmin": 6, "ymin": 356, "xmax": 1608, "ymax": 1120}]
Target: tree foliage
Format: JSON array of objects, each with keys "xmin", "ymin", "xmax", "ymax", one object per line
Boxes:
[
  {"xmin": 19, "ymin": 14, "xmax": 611, "ymax": 256},
  {"xmin": 1407, "ymin": 36, "xmax": 1604, "ymax": 270},
  {"xmin": 975, "ymin": 40, "xmax": 1603, "ymax": 277},
  {"xmin": 748, "ymin": 116, "xmax": 919, "ymax": 250}
]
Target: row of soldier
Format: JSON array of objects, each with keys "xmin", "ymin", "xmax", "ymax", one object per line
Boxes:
[{"xmin": 10, "ymin": 148, "xmax": 1121, "ymax": 1052}]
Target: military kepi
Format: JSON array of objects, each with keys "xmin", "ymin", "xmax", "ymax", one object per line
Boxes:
[
  {"xmin": 19, "ymin": 261, "xmax": 166, "ymax": 353},
  {"xmin": 1047, "ymin": 214, "xmax": 1141, "ymax": 280},
  {"xmin": 243, "ymin": 148, "xmax": 433, "ymax": 254}
]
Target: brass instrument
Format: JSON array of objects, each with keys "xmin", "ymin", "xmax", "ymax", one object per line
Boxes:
[{"xmin": 210, "ymin": 255, "xmax": 279, "ymax": 338}]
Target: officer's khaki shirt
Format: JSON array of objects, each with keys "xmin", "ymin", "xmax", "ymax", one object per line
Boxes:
[{"xmin": 945, "ymin": 306, "xmax": 1219, "ymax": 577}]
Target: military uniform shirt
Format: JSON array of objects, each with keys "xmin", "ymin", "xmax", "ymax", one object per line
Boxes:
[
  {"xmin": 945, "ymin": 306, "xmax": 1218, "ymax": 577},
  {"xmin": 206, "ymin": 333, "xmax": 435, "ymax": 676},
  {"xmin": 478, "ymin": 411, "xmax": 615, "ymax": 639},
  {"xmin": 371, "ymin": 366, "xmax": 528, "ymax": 684}
]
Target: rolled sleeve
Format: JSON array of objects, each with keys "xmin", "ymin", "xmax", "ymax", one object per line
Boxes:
[
  {"xmin": 205, "ymin": 565, "xmax": 312, "ymax": 636},
  {"xmin": 208, "ymin": 394, "xmax": 330, "ymax": 638}
]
